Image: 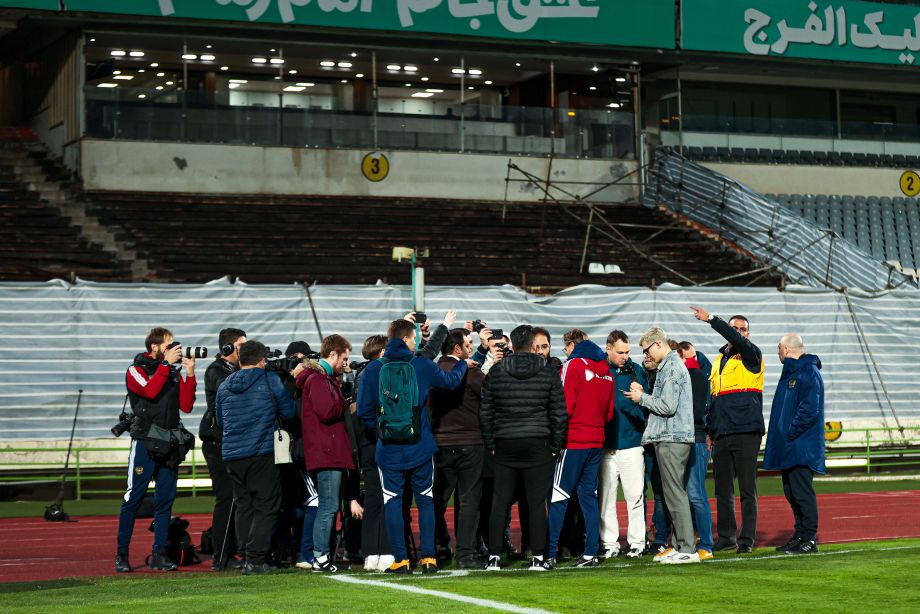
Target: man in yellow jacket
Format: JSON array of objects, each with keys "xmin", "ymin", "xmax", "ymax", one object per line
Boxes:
[{"xmin": 690, "ymin": 306, "xmax": 765, "ymax": 554}]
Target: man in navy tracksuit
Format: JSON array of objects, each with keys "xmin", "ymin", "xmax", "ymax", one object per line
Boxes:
[{"xmin": 357, "ymin": 316, "xmax": 468, "ymax": 574}]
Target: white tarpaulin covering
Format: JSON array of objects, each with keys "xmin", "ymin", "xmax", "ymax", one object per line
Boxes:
[{"xmin": 0, "ymin": 278, "xmax": 917, "ymax": 441}]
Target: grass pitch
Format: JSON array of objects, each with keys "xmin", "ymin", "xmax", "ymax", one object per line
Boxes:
[{"xmin": 3, "ymin": 539, "xmax": 918, "ymax": 613}]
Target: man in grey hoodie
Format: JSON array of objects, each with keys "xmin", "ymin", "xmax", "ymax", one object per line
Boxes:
[{"xmin": 623, "ymin": 327, "xmax": 698, "ymax": 564}]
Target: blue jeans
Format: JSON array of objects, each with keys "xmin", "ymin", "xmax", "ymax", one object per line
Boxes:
[
  {"xmin": 546, "ymin": 448, "xmax": 602, "ymax": 558},
  {"xmin": 684, "ymin": 442, "xmax": 714, "ymax": 552},
  {"xmin": 116, "ymin": 439, "xmax": 177, "ymax": 554},
  {"xmin": 643, "ymin": 446, "xmax": 671, "ymax": 545},
  {"xmin": 380, "ymin": 459, "xmax": 435, "ymax": 562},
  {"xmin": 312, "ymin": 469, "xmax": 343, "ymax": 559}
]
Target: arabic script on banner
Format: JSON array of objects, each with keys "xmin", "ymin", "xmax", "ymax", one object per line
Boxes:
[
  {"xmin": 156, "ymin": 0, "xmax": 601, "ymax": 33},
  {"xmin": 744, "ymin": 1, "xmax": 920, "ymax": 65}
]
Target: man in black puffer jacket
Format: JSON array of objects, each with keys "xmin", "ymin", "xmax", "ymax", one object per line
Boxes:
[{"xmin": 480, "ymin": 325, "xmax": 567, "ymax": 572}]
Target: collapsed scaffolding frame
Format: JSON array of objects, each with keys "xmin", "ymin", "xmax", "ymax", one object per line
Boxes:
[{"xmin": 504, "ymin": 146, "xmax": 908, "ymax": 437}]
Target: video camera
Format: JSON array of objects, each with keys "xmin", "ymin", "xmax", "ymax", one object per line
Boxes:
[{"xmin": 264, "ymin": 346, "xmax": 320, "ymax": 373}]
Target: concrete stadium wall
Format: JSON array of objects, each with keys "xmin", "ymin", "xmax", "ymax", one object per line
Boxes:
[
  {"xmin": 79, "ymin": 139, "xmax": 638, "ymax": 203},
  {"xmin": 705, "ymin": 162, "xmax": 913, "ymax": 198}
]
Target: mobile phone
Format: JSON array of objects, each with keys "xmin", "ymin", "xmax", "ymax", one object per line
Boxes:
[{"xmin": 490, "ymin": 328, "xmax": 503, "ymax": 340}]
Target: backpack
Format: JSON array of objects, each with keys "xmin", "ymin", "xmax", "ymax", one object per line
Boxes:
[
  {"xmin": 376, "ymin": 355, "xmax": 420, "ymax": 443},
  {"xmin": 148, "ymin": 516, "xmax": 201, "ymax": 566}
]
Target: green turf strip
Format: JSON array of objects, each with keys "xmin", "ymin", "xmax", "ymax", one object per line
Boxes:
[
  {"xmin": 3, "ymin": 539, "xmax": 919, "ymax": 613},
  {"xmin": 2, "ymin": 476, "xmax": 918, "ymax": 519}
]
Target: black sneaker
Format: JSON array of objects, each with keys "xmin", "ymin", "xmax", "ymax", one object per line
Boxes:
[
  {"xmin": 646, "ymin": 543, "xmax": 669, "ymax": 556},
  {"xmin": 242, "ymin": 562, "xmax": 279, "ymax": 575},
  {"xmin": 457, "ymin": 556, "xmax": 481, "ymax": 570},
  {"xmin": 542, "ymin": 557, "xmax": 557, "ymax": 570},
  {"xmin": 485, "ymin": 555, "xmax": 501, "ymax": 571},
  {"xmin": 776, "ymin": 537, "xmax": 803, "ymax": 552},
  {"xmin": 420, "ymin": 557, "xmax": 439, "ymax": 574},
  {"xmin": 115, "ymin": 553, "xmax": 131, "ymax": 573},
  {"xmin": 528, "ymin": 556, "xmax": 548, "ymax": 571},
  {"xmin": 573, "ymin": 556, "xmax": 599, "ymax": 568},
  {"xmin": 148, "ymin": 552, "xmax": 178, "ymax": 571},
  {"xmin": 736, "ymin": 545, "xmax": 753, "ymax": 554},
  {"xmin": 712, "ymin": 539, "xmax": 737, "ymax": 552},
  {"xmin": 785, "ymin": 540, "xmax": 818, "ymax": 555},
  {"xmin": 502, "ymin": 537, "xmax": 522, "ymax": 560},
  {"xmin": 311, "ymin": 556, "xmax": 339, "ymax": 573}
]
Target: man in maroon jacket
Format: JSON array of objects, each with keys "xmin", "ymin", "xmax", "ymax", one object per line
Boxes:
[
  {"xmin": 430, "ymin": 328, "xmax": 484, "ymax": 569},
  {"xmin": 544, "ymin": 329, "xmax": 615, "ymax": 569},
  {"xmin": 296, "ymin": 334, "xmax": 354, "ymax": 573}
]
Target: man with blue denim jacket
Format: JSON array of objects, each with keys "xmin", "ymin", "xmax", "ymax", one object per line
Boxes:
[{"xmin": 624, "ymin": 327, "xmax": 698, "ymax": 564}]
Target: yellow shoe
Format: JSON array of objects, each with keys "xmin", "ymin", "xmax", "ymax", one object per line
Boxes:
[
  {"xmin": 384, "ymin": 559, "xmax": 412, "ymax": 575},
  {"xmin": 419, "ymin": 557, "xmax": 439, "ymax": 574},
  {"xmin": 698, "ymin": 549, "xmax": 714, "ymax": 561},
  {"xmin": 653, "ymin": 547, "xmax": 674, "ymax": 561}
]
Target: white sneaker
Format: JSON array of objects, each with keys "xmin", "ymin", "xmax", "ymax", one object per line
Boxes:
[
  {"xmin": 376, "ymin": 555, "xmax": 395, "ymax": 572},
  {"xmin": 625, "ymin": 547, "xmax": 643, "ymax": 558},
  {"xmin": 364, "ymin": 555, "xmax": 379, "ymax": 571},
  {"xmin": 294, "ymin": 559, "xmax": 313, "ymax": 570},
  {"xmin": 485, "ymin": 555, "xmax": 501, "ymax": 571},
  {"xmin": 528, "ymin": 556, "xmax": 547, "ymax": 571},
  {"xmin": 653, "ymin": 547, "xmax": 675, "ymax": 562},
  {"xmin": 662, "ymin": 551, "xmax": 701, "ymax": 565}
]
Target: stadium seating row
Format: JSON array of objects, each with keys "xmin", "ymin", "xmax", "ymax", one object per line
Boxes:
[
  {"xmin": 675, "ymin": 146, "xmax": 920, "ymax": 168},
  {"xmin": 765, "ymin": 193, "xmax": 920, "ymax": 269}
]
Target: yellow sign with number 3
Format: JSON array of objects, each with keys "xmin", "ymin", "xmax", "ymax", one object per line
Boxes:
[
  {"xmin": 362, "ymin": 152, "xmax": 390, "ymax": 182},
  {"xmin": 900, "ymin": 170, "xmax": 920, "ymax": 197}
]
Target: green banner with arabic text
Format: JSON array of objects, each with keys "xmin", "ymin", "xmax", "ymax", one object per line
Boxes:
[
  {"xmin": 683, "ymin": 0, "xmax": 920, "ymax": 68},
  {"xmin": 52, "ymin": 0, "xmax": 675, "ymax": 49}
]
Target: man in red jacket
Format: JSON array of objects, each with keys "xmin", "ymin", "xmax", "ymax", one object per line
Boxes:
[
  {"xmin": 544, "ymin": 329, "xmax": 615, "ymax": 569},
  {"xmin": 296, "ymin": 334, "xmax": 354, "ymax": 573}
]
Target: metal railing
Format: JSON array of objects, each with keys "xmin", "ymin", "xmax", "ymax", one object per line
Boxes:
[{"xmin": 1, "ymin": 427, "xmax": 917, "ymax": 500}]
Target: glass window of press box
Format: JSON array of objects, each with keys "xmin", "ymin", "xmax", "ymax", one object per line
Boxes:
[{"xmin": 83, "ymin": 34, "xmax": 636, "ymax": 160}]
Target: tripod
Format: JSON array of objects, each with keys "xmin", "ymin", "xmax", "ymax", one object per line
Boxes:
[{"xmin": 45, "ymin": 389, "xmax": 83, "ymax": 522}]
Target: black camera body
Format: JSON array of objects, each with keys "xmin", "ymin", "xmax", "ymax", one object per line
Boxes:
[
  {"xmin": 495, "ymin": 342, "xmax": 512, "ymax": 356},
  {"xmin": 111, "ymin": 411, "xmax": 135, "ymax": 437},
  {"xmin": 264, "ymin": 348, "xmax": 321, "ymax": 373},
  {"xmin": 472, "ymin": 320, "xmax": 486, "ymax": 333}
]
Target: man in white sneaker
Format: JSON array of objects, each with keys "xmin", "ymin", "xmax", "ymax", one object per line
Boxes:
[{"xmin": 624, "ymin": 327, "xmax": 699, "ymax": 565}]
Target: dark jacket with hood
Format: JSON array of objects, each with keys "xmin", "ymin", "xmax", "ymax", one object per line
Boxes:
[
  {"xmin": 606, "ymin": 357, "xmax": 650, "ymax": 450},
  {"xmin": 200, "ymin": 356, "xmax": 237, "ymax": 443},
  {"xmin": 216, "ymin": 368, "xmax": 297, "ymax": 462},
  {"xmin": 763, "ymin": 354, "xmax": 826, "ymax": 474},
  {"xmin": 296, "ymin": 361, "xmax": 356, "ymax": 471},
  {"xmin": 357, "ymin": 338, "xmax": 468, "ymax": 470},
  {"xmin": 561, "ymin": 341, "xmax": 615, "ymax": 449},
  {"xmin": 480, "ymin": 352, "xmax": 567, "ymax": 453}
]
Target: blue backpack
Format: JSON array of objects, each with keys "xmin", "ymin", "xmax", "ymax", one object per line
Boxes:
[{"xmin": 376, "ymin": 355, "xmax": 420, "ymax": 443}]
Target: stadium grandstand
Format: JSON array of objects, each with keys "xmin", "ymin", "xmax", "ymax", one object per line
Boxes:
[{"xmin": 0, "ymin": 0, "xmax": 919, "ymax": 607}]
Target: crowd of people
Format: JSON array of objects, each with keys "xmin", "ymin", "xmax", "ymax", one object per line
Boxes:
[{"xmin": 113, "ymin": 305, "xmax": 827, "ymax": 574}]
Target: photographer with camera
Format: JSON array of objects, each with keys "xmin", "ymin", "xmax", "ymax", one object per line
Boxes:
[
  {"xmin": 201, "ymin": 328, "xmax": 246, "ymax": 571},
  {"xmin": 216, "ymin": 340, "xmax": 297, "ymax": 575},
  {"xmin": 115, "ymin": 327, "xmax": 197, "ymax": 573}
]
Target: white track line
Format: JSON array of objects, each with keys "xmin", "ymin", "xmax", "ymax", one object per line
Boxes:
[{"xmin": 328, "ymin": 574, "xmax": 557, "ymax": 613}]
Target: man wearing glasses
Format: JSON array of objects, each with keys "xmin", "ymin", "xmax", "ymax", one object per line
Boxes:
[{"xmin": 689, "ymin": 306, "xmax": 765, "ymax": 554}]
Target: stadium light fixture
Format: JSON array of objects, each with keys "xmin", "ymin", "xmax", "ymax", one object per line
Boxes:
[
  {"xmin": 615, "ymin": 77, "xmax": 627, "ymax": 82},
  {"xmin": 220, "ymin": 65, "xmax": 229, "ymax": 71},
  {"xmin": 425, "ymin": 89, "xmax": 444, "ymax": 93},
  {"xmin": 412, "ymin": 92, "xmax": 434, "ymax": 98},
  {"xmin": 165, "ymin": 80, "xmax": 174, "ymax": 85},
  {"xmin": 387, "ymin": 64, "xmax": 402, "ymax": 71},
  {"xmin": 229, "ymin": 79, "xmax": 248, "ymax": 83},
  {"xmin": 420, "ymin": 76, "xmax": 429, "ymax": 81},
  {"xmin": 468, "ymin": 68, "xmax": 482, "ymax": 75},
  {"xmin": 589, "ymin": 86, "xmax": 597, "ymax": 91},
  {"xmin": 270, "ymin": 58, "xmax": 284, "ymax": 64},
  {"xmin": 591, "ymin": 64, "xmax": 600, "ymax": 72},
  {"xmin": 129, "ymin": 51, "xmax": 145, "ymax": 57},
  {"xmin": 320, "ymin": 60, "xmax": 336, "ymax": 67},
  {"xmin": 607, "ymin": 102, "xmax": 621, "ymax": 108},
  {"xmin": 350, "ymin": 52, "xmax": 358, "ymax": 57},
  {"xmin": 484, "ymin": 80, "xmax": 493, "ymax": 85},
  {"xmin": 295, "ymin": 82, "xmax": 315, "ymax": 87},
  {"xmin": 112, "ymin": 70, "xmax": 121, "ymax": 75},
  {"xmin": 228, "ymin": 83, "xmax": 240, "ymax": 89},
  {"xmin": 404, "ymin": 65, "xmax": 418, "ymax": 72},
  {"xmin": 200, "ymin": 54, "xmax": 216, "ymax": 61},
  {"xmin": 150, "ymin": 62, "xmax": 159, "ymax": 68},
  {"xmin": 284, "ymin": 85, "xmax": 306, "ymax": 92},
  {"xmin": 97, "ymin": 82, "xmax": 118, "ymax": 88},
  {"xmin": 252, "ymin": 57, "xmax": 268, "ymax": 64},
  {"xmin": 451, "ymin": 68, "xmax": 465, "ymax": 74},
  {"xmin": 182, "ymin": 53, "xmax": 197, "ymax": 60},
  {"xmin": 355, "ymin": 73, "xmax": 364, "ymax": 78},
  {"xmin": 113, "ymin": 75, "xmax": 134, "ymax": 80},
  {"xmin": 206, "ymin": 44, "xmax": 212, "ymax": 49},
  {"xmin": 138, "ymin": 94, "xmax": 146, "ymax": 99},
  {"xmin": 288, "ymin": 69, "xmax": 297, "ymax": 74},
  {"xmin": 155, "ymin": 85, "xmax": 164, "ymax": 90},
  {"xmin": 110, "ymin": 50, "xmax": 126, "ymax": 56},
  {"xmin": 337, "ymin": 61, "xmax": 352, "ymax": 68}
]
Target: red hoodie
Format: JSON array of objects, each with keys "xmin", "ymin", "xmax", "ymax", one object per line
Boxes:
[{"xmin": 560, "ymin": 352, "xmax": 615, "ymax": 449}]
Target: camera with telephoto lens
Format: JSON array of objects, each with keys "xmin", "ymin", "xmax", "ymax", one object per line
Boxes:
[
  {"xmin": 111, "ymin": 411, "xmax": 135, "ymax": 437},
  {"xmin": 165, "ymin": 341, "xmax": 207, "ymax": 359},
  {"xmin": 264, "ymin": 347, "xmax": 321, "ymax": 373}
]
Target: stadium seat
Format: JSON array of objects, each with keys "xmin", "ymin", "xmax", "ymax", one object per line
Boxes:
[
  {"xmin": 853, "ymin": 152, "xmax": 868, "ymax": 166},
  {"xmin": 892, "ymin": 154, "xmax": 907, "ymax": 167},
  {"xmin": 730, "ymin": 147, "xmax": 745, "ymax": 161},
  {"xmin": 744, "ymin": 148, "xmax": 759, "ymax": 162},
  {"xmin": 865, "ymin": 153, "xmax": 881, "ymax": 167},
  {"xmin": 827, "ymin": 151, "xmax": 843, "ymax": 166},
  {"xmin": 687, "ymin": 146, "xmax": 703, "ymax": 160},
  {"xmin": 812, "ymin": 151, "xmax": 828, "ymax": 165},
  {"xmin": 716, "ymin": 146, "xmax": 731, "ymax": 161},
  {"xmin": 758, "ymin": 148, "xmax": 774, "ymax": 163},
  {"xmin": 840, "ymin": 152, "xmax": 855, "ymax": 165},
  {"xmin": 799, "ymin": 150, "xmax": 815, "ymax": 165},
  {"xmin": 702, "ymin": 146, "xmax": 718, "ymax": 161}
]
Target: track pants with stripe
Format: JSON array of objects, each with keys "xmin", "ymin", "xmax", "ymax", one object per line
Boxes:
[
  {"xmin": 546, "ymin": 447, "xmax": 602, "ymax": 559},
  {"xmin": 116, "ymin": 439, "xmax": 178, "ymax": 554},
  {"xmin": 379, "ymin": 459, "xmax": 435, "ymax": 562},
  {"xmin": 298, "ymin": 471, "xmax": 319, "ymax": 563}
]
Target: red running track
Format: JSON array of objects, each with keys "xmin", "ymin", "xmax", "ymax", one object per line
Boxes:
[{"xmin": 1, "ymin": 491, "xmax": 918, "ymax": 583}]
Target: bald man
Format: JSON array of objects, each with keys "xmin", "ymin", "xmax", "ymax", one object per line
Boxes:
[{"xmin": 763, "ymin": 334, "xmax": 825, "ymax": 555}]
